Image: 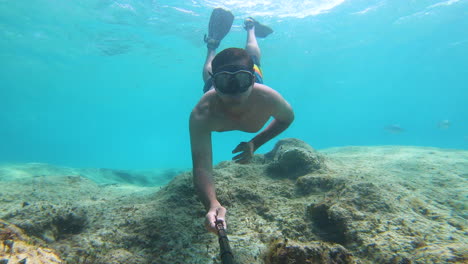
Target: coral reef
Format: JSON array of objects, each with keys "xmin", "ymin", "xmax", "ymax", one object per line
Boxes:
[
  {"xmin": 0, "ymin": 138, "xmax": 466, "ymax": 263},
  {"xmin": 264, "ymin": 239, "xmax": 356, "ymax": 264},
  {"xmin": 266, "ymin": 138, "xmax": 327, "ymax": 178}
]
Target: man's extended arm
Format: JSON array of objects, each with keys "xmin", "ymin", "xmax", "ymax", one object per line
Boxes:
[
  {"xmin": 251, "ymin": 96, "xmax": 294, "ymax": 151},
  {"xmin": 231, "ymin": 92, "xmax": 295, "ymax": 163},
  {"xmin": 190, "ymin": 114, "xmax": 216, "ymax": 208},
  {"xmin": 189, "ymin": 111, "xmax": 226, "ymax": 232}
]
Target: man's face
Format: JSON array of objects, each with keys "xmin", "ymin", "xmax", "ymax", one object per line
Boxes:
[
  {"xmin": 212, "ymin": 63, "xmax": 255, "ymax": 105},
  {"xmin": 217, "ymin": 85, "xmax": 253, "ymax": 106}
]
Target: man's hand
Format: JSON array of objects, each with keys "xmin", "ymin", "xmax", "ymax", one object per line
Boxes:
[
  {"xmin": 232, "ymin": 141, "xmax": 255, "ymax": 164},
  {"xmin": 205, "ymin": 205, "xmax": 227, "ymax": 233}
]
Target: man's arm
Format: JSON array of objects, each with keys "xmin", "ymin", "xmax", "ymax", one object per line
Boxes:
[
  {"xmin": 189, "ymin": 111, "xmax": 216, "ymax": 209},
  {"xmin": 189, "ymin": 110, "xmax": 226, "ymax": 232},
  {"xmin": 250, "ymin": 92, "xmax": 294, "ymax": 151}
]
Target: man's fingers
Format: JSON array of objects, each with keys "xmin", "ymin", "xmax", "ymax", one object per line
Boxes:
[
  {"xmin": 233, "ymin": 151, "xmax": 253, "ymax": 163},
  {"xmin": 232, "ymin": 142, "xmax": 247, "ymax": 153},
  {"xmin": 217, "ymin": 218, "xmax": 227, "ymax": 230},
  {"xmin": 233, "ymin": 156, "xmax": 249, "ymax": 164},
  {"xmin": 234, "ymin": 155, "xmax": 250, "ymax": 164},
  {"xmin": 205, "ymin": 214, "xmax": 217, "ymax": 233},
  {"xmin": 232, "ymin": 152, "xmax": 244, "ymax": 160},
  {"xmin": 208, "ymin": 214, "xmax": 216, "ymax": 224},
  {"xmin": 208, "ymin": 225, "xmax": 217, "ymax": 233},
  {"xmin": 205, "ymin": 206, "xmax": 228, "ymax": 233},
  {"xmin": 232, "ymin": 144, "xmax": 242, "ymax": 153},
  {"xmin": 216, "ymin": 208, "xmax": 227, "ymax": 230},
  {"xmin": 216, "ymin": 207, "xmax": 227, "ymax": 219}
]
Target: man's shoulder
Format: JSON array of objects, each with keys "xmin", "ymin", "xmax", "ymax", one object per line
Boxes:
[
  {"xmin": 252, "ymin": 83, "xmax": 285, "ymax": 101},
  {"xmin": 190, "ymin": 91, "xmax": 216, "ymax": 124}
]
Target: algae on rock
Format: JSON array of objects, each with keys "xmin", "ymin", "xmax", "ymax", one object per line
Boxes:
[{"xmin": 0, "ymin": 139, "xmax": 467, "ymax": 264}]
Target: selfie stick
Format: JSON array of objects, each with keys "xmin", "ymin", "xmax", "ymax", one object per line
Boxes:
[{"xmin": 215, "ymin": 219, "xmax": 235, "ymax": 264}]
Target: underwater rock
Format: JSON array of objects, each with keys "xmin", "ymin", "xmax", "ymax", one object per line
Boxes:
[
  {"xmin": 0, "ymin": 142, "xmax": 467, "ymax": 264},
  {"xmin": 296, "ymin": 174, "xmax": 345, "ymax": 195},
  {"xmin": 266, "ymin": 138, "xmax": 326, "ymax": 178},
  {"xmin": 0, "ymin": 220, "xmax": 63, "ymax": 263},
  {"xmin": 307, "ymin": 203, "xmax": 351, "ymax": 244},
  {"xmin": 346, "ymin": 182, "xmax": 395, "ymax": 213},
  {"xmin": 103, "ymin": 248, "xmax": 141, "ymax": 264},
  {"xmin": 52, "ymin": 210, "xmax": 88, "ymax": 238},
  {"xmin": 264, "ymin": 239, "xmax": 357, "ymax": 264},
  {"xmin": 4, "ymin": 204, "xmax": 88, "ymax": 243}
]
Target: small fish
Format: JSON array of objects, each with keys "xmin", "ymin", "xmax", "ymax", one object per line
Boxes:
[
  {"xmin": 385, "ymin": 124, "xmax": 405, "ymax": 134},
  {"xmin": 437, "ymin": 120, "xmax": 451, "ymax": 129}
]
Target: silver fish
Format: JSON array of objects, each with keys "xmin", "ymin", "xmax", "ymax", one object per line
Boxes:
[
  {"xmin": 437, "ymin": 120, "xmax": 451, "ymax": 129},
  {"xmin": 384, "ymin": 124, "xmax": 405, "ymax": 134}
]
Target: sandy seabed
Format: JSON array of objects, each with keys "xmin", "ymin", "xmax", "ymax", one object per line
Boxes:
[{"xmin": 0, "ymin": 138, "xmax": 466, "ymax": 264}]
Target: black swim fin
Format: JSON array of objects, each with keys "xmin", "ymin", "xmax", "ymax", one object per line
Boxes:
[
  {"xmin": 204, "ymin": 8, "xmax": 234, "ymax": 49},
  {"xmin": 244, "ymin": 17, "xmax": 273, "ymax": 38}
]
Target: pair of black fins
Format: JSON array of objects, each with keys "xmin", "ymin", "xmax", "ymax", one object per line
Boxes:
[{"xmin": 205, "ymin": 8, "xmax": 273, "ymax": 48}]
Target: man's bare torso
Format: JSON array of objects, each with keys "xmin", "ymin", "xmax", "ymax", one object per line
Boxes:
[{"xmin": 192, "ymin": 84, "xmax": 278, "ymax": 133}]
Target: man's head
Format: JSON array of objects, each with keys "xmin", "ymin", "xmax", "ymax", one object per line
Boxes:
[
  {"xmin": 212, "ymin": 48, "xmax": 254, "ymax": 73},
  {"xmin": 211, "ymin": 48, "xmax": 255, "ymax": 99}
]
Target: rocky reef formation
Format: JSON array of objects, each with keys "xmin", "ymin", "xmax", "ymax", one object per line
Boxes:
[
  {"xmin": 0, "ymin": 219, "xmax": 63, "ymax": 263},
  {"xmin": 0, "ymin": 138, "xmax": 466, "ymax": 263}
]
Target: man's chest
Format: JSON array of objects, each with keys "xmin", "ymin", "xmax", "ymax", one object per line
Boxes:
[{"xmin": 213, "ymin": 110, "xmax": 271, "ymax": 133}]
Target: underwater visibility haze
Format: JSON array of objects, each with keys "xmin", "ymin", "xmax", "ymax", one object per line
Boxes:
[
  {"xmin": 1, "ymin": 0, "xmax": 467, "ymax": 168},
  {"xmin": 1, "ymin": 1, "xmax": 468, "ymax": 264}
]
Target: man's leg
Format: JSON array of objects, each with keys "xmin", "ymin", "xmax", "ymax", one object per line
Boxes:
[
  {"xmin": 203, "ymin": 48, "xmax": 216, "ymax": 82},
  {"xmin": 244, "ymin": 18, "xmax": 261, "ymax": 65},
  {"xmin": 203, "ymin": 8, "xmax": 234, "ymax": 83}
]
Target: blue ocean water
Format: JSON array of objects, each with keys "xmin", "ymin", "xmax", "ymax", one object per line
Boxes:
[{"xmin": 0, "ymin": 0, "xmax": 467, "ymax": 170}]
